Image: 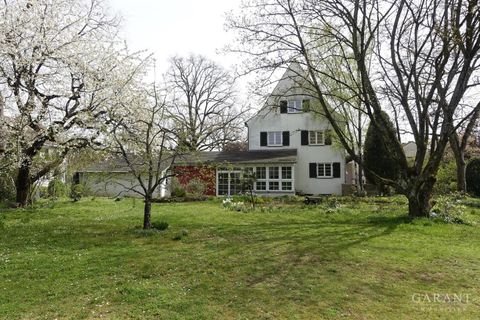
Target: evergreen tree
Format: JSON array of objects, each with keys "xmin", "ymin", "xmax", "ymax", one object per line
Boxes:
[
  {"xmin": 466, "ymin": 158, "xmax": 480, "ymax": 197},
  {"xmin": 364, "ymin": 112, "xmax": 401, "ymax": 194}
]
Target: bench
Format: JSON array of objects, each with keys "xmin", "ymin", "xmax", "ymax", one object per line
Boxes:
[{"xmin": 304, "ymin": 196, "xmax": 323, "ymax": 205}]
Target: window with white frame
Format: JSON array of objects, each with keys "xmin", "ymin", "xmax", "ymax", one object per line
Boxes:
[
  {"xmin": 268, "ymin": 166, "xmax": 280, "ymax": 190},
  {"xmin": 267, "ymin": 131, "xmax": 282, "ymax": 146},
  {"xmin": 287, "ymin": 100, "xmax": 301, "ymax": 113},
  {"xmin": 281, "ymin": 166, "xmax": 292, "ymax": 179},
  {"xmin": 269, "ymin": 166, "xmax": 279, "ymax": 179},
  {"xmin": 309, "ymin": 131, "xmax": 325, "ymax": 145},
  {"xmin": 217, "ymin": 168, "xmax": 243, "ymax": 196},
  {"xmin": 255, "ymin": 167, "xmax": 267, "ymax": 190},
  {"xmin": 281, "ymin": 166, "xmax": 293, "ymax": 190},
  {"xmin": 253, "ymin": 166, "xmax": 293, "ymax": 192},
  {"xmin": 317, "ymin": 163, "xmax": 333, "ymax": 178},
  {"xmin": 217, "ymin": 166, "xmax": 294, "ymax": 195}
]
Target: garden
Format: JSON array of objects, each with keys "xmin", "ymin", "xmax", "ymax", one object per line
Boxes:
[{"xmin": 1, "ymin": 195, "xmax": 480, "ymax": 319}]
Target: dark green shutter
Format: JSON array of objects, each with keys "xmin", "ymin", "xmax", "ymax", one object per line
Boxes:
[
  {"xmin": 325, "ymin": 130, "xmax": 332, "ymax": 145},
  {"xmin": 309, "ymin": 163, "xmax": 317, "ymax": 178},
  {"xmin": 301, "ymin": 131, "xmax": 309, "ymax": 145},
  {"xmin": 260, "ymin": 132, "xmax": 267, "ymax": 146},
  {"xmin": 302, "ymin": 99, "xmax": 310, "ymax": 112},
  {"xmin": 280, "ymin": 101, "xmax": 287, "ymax": 113},
  {"xmin": 282, "ymin": 131, "xmax": 290, "ymax": 146},
  {"xmin": 333, "ymin": 162, "xmax": 341, "ymax": 178}
]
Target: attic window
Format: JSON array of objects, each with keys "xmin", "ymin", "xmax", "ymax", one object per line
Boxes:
[{"xmin": 287, "ymin": 100, "xmax": 301, "ymax": 113}]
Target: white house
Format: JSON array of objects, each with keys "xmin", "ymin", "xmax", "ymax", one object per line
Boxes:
[{"xmin": 174, "ymin": 63, "xmax": 346, "ymax": 196}]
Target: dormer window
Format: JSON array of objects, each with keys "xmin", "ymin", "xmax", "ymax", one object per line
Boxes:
[
  {"xmin": 287, "ymin": 100, "xmax": 301, "ymax": 113},
  {"xmin": 279, "ymin": 99, "xmax": 305, "ymax": 113}
]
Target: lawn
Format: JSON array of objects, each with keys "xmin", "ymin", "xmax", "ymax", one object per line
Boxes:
[{"xmin": 1, "ymin": 197, "xmax": 480, "ymax": 319}]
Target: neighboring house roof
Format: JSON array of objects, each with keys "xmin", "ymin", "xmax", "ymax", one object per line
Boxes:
[
  {"xmin": 79, "ymin": 154, "xmax": 173, "ymax": 173},
  {"xmin": 175, "ymin": 149, "xmax": 298, "ymax": 166},
  {"xmin": 78, "ymin": 150, "xmax": 298, "ymax": 173},
  {"xmin": 80, "ymin": 156, "xmax": 132, "ymax": 173},
  {"xmin": 402, "ymin": 141, "xmax": 417, "ymax": 158}
]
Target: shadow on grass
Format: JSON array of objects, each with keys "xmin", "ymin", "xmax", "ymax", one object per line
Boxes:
[{"xmin": 187, "ymin": 213, "xmax": 408, "ymax": 272}]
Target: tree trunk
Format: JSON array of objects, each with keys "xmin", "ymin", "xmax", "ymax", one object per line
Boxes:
[
  {"xmin": 449, "ymin": 132, "xmax": 468, "ymax": 193},
  {"xmin": 357, "ymin": 161, "xmax": 364, "ymax": 192},
  {"xmin": 454, "ymin": 150, "xmax": 466, "ymax": 192},
  {"xmin": 357, "ymin": 108, "xmax": 364, "ymax": 192},
  {"xmin": 15, "ymin": 163, "xmax": 31, "ymax": 207},
  {"xmin": 407, "ymin": 180, "xmax": 435, "ymax": 218},
  {"xmin": 143, "ymin": 197, "xmax": 152, "ymax": 229}
]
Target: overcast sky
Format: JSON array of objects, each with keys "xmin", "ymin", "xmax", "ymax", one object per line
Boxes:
[{"xmin": 110, "ymin": 0, "xmax": 242, "ymax": 74}]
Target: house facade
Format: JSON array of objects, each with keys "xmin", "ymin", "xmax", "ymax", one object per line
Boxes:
[
  {"xmin": 174, "ymin": 64, "xmax": 346, "ymax": 196},
  {"xmin": 74, "ymin": 64, "xmax": 347, "ymax": 198}
]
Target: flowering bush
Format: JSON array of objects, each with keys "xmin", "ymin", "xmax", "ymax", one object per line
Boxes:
[
  {"xmin": 222, "ymin": 197, "xmax": 248, "ymax": 212},
  {"xmin": 431, "ymin": 195, "xmax": 468, "ymax": 224},
  {"xmin": 222, "ymin": 197, "xmax": 232, "ymax": 208}
]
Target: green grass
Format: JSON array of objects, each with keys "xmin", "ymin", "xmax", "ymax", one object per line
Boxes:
[{"xmin": 1, "ymin": 197, "xmax": 480, "ymax": 319}]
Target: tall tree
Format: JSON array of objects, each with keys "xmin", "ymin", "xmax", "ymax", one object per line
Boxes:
[
  {"xmin": 0, "ymin": 0, "xmax": 142, "ymax": 206},
  {"xmin": 228, "ymin": 0, "xmax": 480, "ymax": 217},
  {"xmin": 364, "ymin": 111, "xmax": 401, "ymax": 194},
  {"xmin": 449, "ymin": 102, "xmax": 480, "ymax": 192},
  {"xmin": 165, "ymin": 54, "xmax": 247, "ymax": 151},
  {"xmin": 108, "ymin": 84, "xmax": 177, "ymax": 229}
]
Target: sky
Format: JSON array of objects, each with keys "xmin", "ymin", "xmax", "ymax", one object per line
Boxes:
[{"xmin": 110, "ymin": 0, "xmax": 242, "ymax": 75}]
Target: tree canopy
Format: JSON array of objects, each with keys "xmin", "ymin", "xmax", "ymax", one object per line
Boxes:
[
  {"xmin": 0, "ymin": 0, "xmax": 144, "ymax": 205},
  {"xmin": 165, "ymin": 54, "xmax": 247, "ymax": 151},
  {"xmin": 227, "ymin": 0, "xmax": 480, "ymax": 217}
]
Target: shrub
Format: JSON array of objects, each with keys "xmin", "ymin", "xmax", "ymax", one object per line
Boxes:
[
  {"xmin": 171, "ymin": 178, "xmax": 186, "ymax": 198},
  {"xmin": 70, "ymin": 184, "xmax": 84, "ymax": 202},
  {"xmin": 274, "ymin": 195, "xmax": 301, "ymax": 203},
  {"xmin": 0, "ymin": 174, "xmax": 15, "ymax": 202},
  {"xmin": 434, "ymin": 160, "xmax": 457, "ymax": 195},
  {"xmin": 222, "ymin": 197, "xmax": 249, "ymax": 212},
  {"xmin": 184, "ymin": 194, "xmax": 208, "ymax": 202},
  {"xmin": 431, "ymin": 195, "xmax": 468, "ymax": 224},
  {"xmin": 152, "ymin": 221, "xmax": 169, "ymax": 231},
  {"xmin": 47, "ymin": 179, "xmax": 66, "ymax": 198},
  {"xmin": 232, "ymin": 194, "xmax": 252, "ymax": 203},
  {"xmin": 185, "ymin": 178, "xmax": 206, "ymax": 196},
  {"xmin": 172, "ymin": 229, "xmax": 188, "ymax": 241},
  {"xmin": 466, "ymin": 158, "xmax": 480, "ymax": 197}
]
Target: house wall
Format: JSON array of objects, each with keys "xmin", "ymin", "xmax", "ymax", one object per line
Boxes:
[
  {"xmin": 79, "ymin": 172, "xmax": 166, "ymax": 198},
  {"xmin": 246, "ymin": 64, "xmax": 345, "ymax": 195},
  {"xmin": 247, "ymin": 112, "xmax": 345, "ymax": 195}
]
